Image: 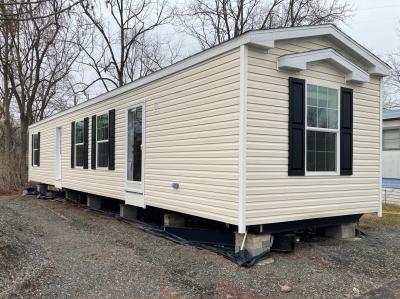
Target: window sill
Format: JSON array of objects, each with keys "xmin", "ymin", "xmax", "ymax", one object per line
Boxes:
[
  {"xmin": 305, "ymin": 171, "xmax": 339, "ymax": 176},
  {"xmin": 96, "ymin": 167, "xmax": 109, "ymax": 171}
]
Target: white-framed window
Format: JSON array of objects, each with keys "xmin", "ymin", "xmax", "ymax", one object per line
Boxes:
[
  {"xmin": 383, "ymin": 128, "xmax": 400, "ymax": 150},
  {"xmin": 97, "ymin": 113, "xmax": 109, "ymax": 168},
  {"xmin": 75, "ymin": 120, "xmax": 84, "ymax": 167},
  {"xmin": 32, "ymin": 133, "xmax": 40, "ymax": 166},
  {"xmin": 306, "ymin": 83, "xmax": 340, "ymax": 174}
]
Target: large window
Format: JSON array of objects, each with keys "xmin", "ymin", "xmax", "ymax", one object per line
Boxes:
[
  {"xmin": 306, "ymin": 84, "xmax": 339, "ymax": 173},
  {"xmin": 127, "ymin": 106, "xmax": 142, "ymax": 182},
  {"xmin": 32, "ymin": 133, "xmax": 39, "ymax": 166},
  {"xmin": 383, "ymin": 129, "xmax": 400, "ymax": 150},
  {"xmin": 75, "ymin": 120, "xmax": 84, "ymax": 167},
  {"xmin": 97, "ymin": 113, "xmax": 109, "ymax": 168}
]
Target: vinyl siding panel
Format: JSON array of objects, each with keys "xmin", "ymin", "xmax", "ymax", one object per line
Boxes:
[
  {"xmin": 29, "ymin": 49, "xmax": 240, "ymax": 225},
  {"xmin": 246, "ymin": 38, "xmax": 381, "ymax": 226}
]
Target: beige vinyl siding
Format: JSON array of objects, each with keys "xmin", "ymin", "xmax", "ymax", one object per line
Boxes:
[
  {"xmin": 29, "ymin": 49, "xmax": 240, "ymax": 225},
  {"xmin": 246, "ymin": 38, "xmax": 381, "ymax": 226}
]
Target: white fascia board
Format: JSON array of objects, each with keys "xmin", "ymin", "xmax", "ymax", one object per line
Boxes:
[{"xmin": 277, "ymin": 48, "xmax": 370, "ymax": 84}]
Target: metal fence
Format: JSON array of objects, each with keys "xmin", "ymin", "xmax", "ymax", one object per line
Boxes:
[{"xmin": 382, "ymin": 188, "xmax": 400, "ymax": 205}]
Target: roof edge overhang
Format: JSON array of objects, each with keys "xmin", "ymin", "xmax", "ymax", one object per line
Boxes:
[
  {"xmin": 30, "ymin": 24, "xmax": 390, "ymax": 128},
  {"xmin": 277, "ymin": 48, "xmax": 370, "ymax": 84}
]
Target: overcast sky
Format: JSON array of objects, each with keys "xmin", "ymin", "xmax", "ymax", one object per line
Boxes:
[{"xmin": 341, "ymin": 0, "xmax": 400, "ymax": 56}]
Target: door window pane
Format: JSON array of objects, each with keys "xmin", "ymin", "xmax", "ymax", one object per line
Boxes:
[{"xmin": 127, "ymin": 106, "xmax": 142, "ymax": 182}]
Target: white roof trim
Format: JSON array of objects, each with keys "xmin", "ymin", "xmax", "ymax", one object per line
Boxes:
[
  {"xmin": 30, "ymin": 24, "xmax": 389, "ymax": 128},
  {"xmin": 278, "ymin": 48, "xmax": 370, "ymax": 83},
  {"xmin": 250, "ymin": 24, "xmax": 390, "ymax": 76}
]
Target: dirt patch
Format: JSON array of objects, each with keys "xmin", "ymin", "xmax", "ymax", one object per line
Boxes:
[
  {"xmin": 360, "ymin": 204, "xmax": 400, "ymax": 229},
  {"xmin": 1, "ymin": 196, "xmax": 400, "ymax": 298}
]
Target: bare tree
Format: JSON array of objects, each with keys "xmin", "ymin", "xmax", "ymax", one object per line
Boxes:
[
  {"xmin": 383, "ymin": 53, "xmax": 400, "ymax": 110},
  {"xmin": 0, "ymin": 0, "xmax": 15, "ymax": 189},
  {"xmin": 0, "ymin": 0, "xmax": 85, "ymax": 186},
  {"xmin": 178, "ymin": 0, "xmax": 352, "ymax": 49},
  {"xmin": 78, "ymin": 0, "xmax": 176, "ymax": 95}
]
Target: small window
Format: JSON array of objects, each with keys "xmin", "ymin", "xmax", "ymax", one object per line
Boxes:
[
  {"xmin": 97, "ymin": 113, "xmax": 109, "ymax": 168},
  {"xmin": 383, "ymin": 129, "xmax": 400, "ymax": 150},
  {"xmin": 306, "ymin": 84, "xmax": 339, "ymax": 173},
  {"xmin": 32, "ymin": 134, "xmax": 39, "ymax": 166},
  {"xmin": 75, "ymin": 120, "xmax": 84, "ymax": 167}
]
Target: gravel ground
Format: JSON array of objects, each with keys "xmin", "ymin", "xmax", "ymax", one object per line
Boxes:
[{"xmin": 0, "ymin": 195, "xmax": 400, "ymax": 299}]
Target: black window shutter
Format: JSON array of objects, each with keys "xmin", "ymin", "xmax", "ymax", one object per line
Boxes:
[
  {"xmin": 83, "ymin": 117, "xmax": 89, "ymax": 169},
  {"xmin": 340, "ymin": 87, "xmax": 353, "ymax": 175},
  {"xmin": 37, "ymin": 132, "xmax": 40, "ymax": 166},
  {"xmin": 108, "ymin": 109, "xmax": 115, "ymax": 170},
  {"xmin": 31, "ymin": 134, "xmax": 34, "ymax": 166},
  {"xmin": 91, "ymin": 115, "xmax": 97, "ymax": 169},
  {"xmin": 71, "ymin": 121, "xmax": 75, "ymax": 168},
  {"xmin": 288, "ymin": 77, "xmax": 306, "ymax": 176}
]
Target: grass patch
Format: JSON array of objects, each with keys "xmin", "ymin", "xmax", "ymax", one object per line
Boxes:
[{"xmin": 360, "ymin": 204, "xmax": 400, "ymax": 229}]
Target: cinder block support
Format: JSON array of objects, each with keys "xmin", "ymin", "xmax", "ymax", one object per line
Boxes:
[
  {"xmin": 120, "ymin": 204, "xmax": 137, "ymax": 221},
  {"xmin": 164, "ymin": 214, "xmax": 185, "ymax": 228},
  {"xmin": 325, "ymin": 223, "xmax": 356, "ymax": 239},
  {"xmin": 235, "ymin": 232, "xmax": 273, "ymax": 258},
  {"xmin": 87, "ymin": 195, "xmax": 102, "ymax": 211},
  {"xmin": 64, "ymin": 189, "xmax": 71, "ymax": 200},
  {"xmin": 37, "ymin": 183, "xmax": 49, "ymax": 195}
]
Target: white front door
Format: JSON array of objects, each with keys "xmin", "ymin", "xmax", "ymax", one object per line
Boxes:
[{"xmin": 55, "ymin": 127, "xmax": 62, "ymax": 187}]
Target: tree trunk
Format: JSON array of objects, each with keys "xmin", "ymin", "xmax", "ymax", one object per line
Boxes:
[
  {"xmin": 19, "ymin": 115, "xmax": 29, "ymax": 185},
  {"xmin": 2, "ymin": 107, "xmax": 13, "ymax": 189}
]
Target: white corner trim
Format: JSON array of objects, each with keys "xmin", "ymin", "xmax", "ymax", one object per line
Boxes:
[
  {"xmin": 277, "ymin": 48, "xmax": 370, "ymax": 83},
  {"xmin": 238, "ymin": 45, "xmax": 248, "ymax": 234},
  {"xmin": 378, "ymin": 77, "xmax": 383, "ymax": 217},
  {"xmin": 29, "ymin": 24, "xmax": 389, "ymax": 129}
]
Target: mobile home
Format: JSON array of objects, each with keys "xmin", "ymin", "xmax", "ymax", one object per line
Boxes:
[
  {"xmin": 29, "ymin": 25, "xmax": 389, "ymax": 253},
  {"xmin": 382, "ymin": 110, "xmax": 400, "ymax": 205}
]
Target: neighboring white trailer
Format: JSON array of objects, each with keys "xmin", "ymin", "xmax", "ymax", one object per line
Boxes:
[
  {"xmin": 382, "ymin": 111, "xmax": 400, "ymax": 205},
  {"xmin": 29, "ymin": 25, "xmax": 389, "ymax": 235}
]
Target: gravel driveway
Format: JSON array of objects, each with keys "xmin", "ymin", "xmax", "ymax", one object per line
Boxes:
[{"xmin": 1, "ymin": 195, "xmax": 400, "ymax": 299}]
